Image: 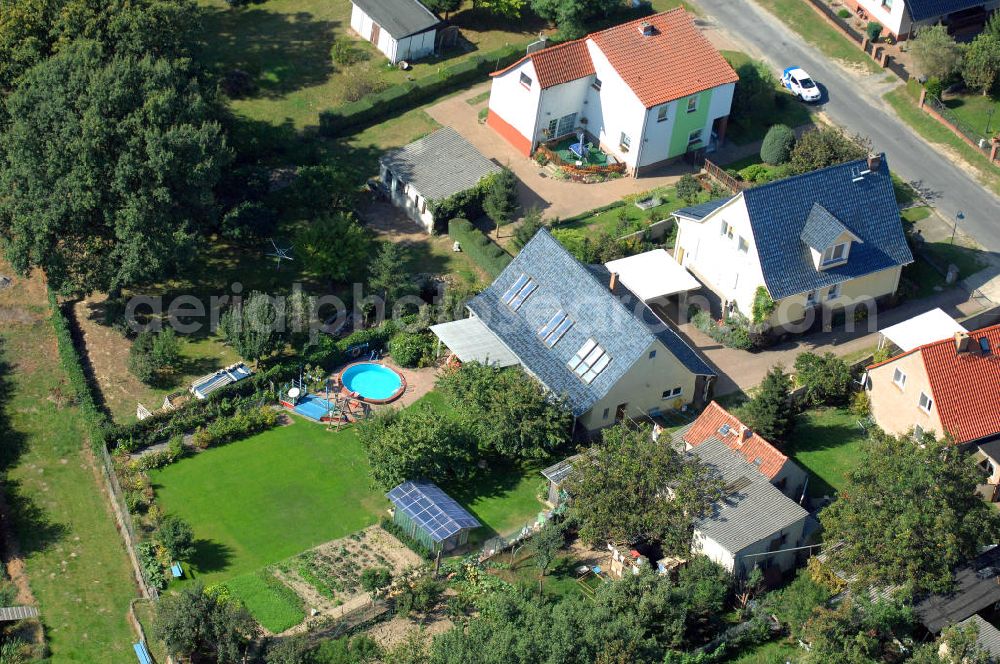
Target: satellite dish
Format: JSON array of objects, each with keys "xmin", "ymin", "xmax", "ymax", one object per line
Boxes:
[{"xmin": 288, "ymin": 387, "xmax": 301, "ymax": 399}]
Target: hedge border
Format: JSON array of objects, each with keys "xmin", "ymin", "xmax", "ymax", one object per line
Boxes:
[{"xmin": 448, "ymin": 218, "xmax": 512, "ymax": 277}]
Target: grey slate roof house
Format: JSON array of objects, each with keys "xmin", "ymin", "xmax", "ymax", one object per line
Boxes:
[
  {"xmin": 916, "ymin": 545, "xmax": 1000, "ymax": 634},
  {"xmin": 432, "ymin": 230, "xmax": 714, "ymax": 431},
  {"xmin": 350, "ymin": 0, "xmax": 441, "ymax": 64},
  {"xmin": 672, "ymin": 154, "xmax": 912, "ymax": 330},
  {"xmin": 379, "ymin": 127, "xmax": 503, "ymax": 233}
]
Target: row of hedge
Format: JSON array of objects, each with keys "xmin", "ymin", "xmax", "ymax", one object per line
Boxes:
[
  {"xmin": 448, "ymin": 218, "xmax": 512, "ymax": 277},
  {"xmin": 319, "ymin": 44, "xmax": 523, "ymax": 136}
]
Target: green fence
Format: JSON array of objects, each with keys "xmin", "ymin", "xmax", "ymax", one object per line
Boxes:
[
  {"xmin": 319, "ymin": 44, "xmax": 523, "ymax": 137},
  {"xmin": 448, "ymin": 218, "xmax": 512, "ymax": 278}
]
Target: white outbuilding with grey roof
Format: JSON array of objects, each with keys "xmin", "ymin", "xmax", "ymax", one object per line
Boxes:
[
  {"xmin": 605, "ymin": 249, "xmax": 701, "ymax": 302},
  {"xmin": 429, "ymin": 317, "xmax": 520, "ymax": 367},
  {"xmin": 877, "ymin": 307, "xmax": 967, "ymax": 353},
  {"xmin": 379, "ymin": 127, "xmax": 504, "ymax": 233},
  {"xmin": 350, "ymin": 0, "xmax": 441, "ymax": 64}
]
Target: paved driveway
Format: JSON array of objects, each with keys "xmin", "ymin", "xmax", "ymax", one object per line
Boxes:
[{"xmin": 425, "ymin": 83, "xmax": 696, "ymax": 220}]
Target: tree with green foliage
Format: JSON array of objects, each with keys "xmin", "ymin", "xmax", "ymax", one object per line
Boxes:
[
  {"xmin": 530, "ymin": 0, "xmax": 612, "ymax": 39},
  {"xmin": 512, "ymin": 207, "xmax": 544, "ymax": 250},
  {"xmin": 764, "ymin": 570, "xmax": 832, "ymax": 640},
  {"xmin": 741, "ymin": 365, "xmax": 795, "ymax": 445},
  {"xmin": 367, "ymin": 241, "xmax": 417, "ymax": 308},
  {"xmin": 360, "ymin": 568, "xmax": 392, "ymax": 594},
  {"xmin": 527, "ymin": 521, "xmax": 564, "ymax": 584},
  {"xmin": 676, "ymin": 174, "xmax": 701, "ymax": 204},
  {"xmin": 283, "ymin": 165, "xmax": 362, "ymax": 217},
  {"xmin": 963, "ymin": 33, "xmax": 1000, "ymax": 96},
  {"xmin": 800, "ymin": 596, "xmax": 913, "ymax": 664},
  {"xmin": 311, "ymin": 635, "xmax": 383, "ymax": 664},
  {"xmin": 727, "ymin": 57, "xmax": 778, "ymax": 129},
  {"xmin": 388, "ymin": 332, "xmax": 435, "ymax": 368},
  {"xmin": 911, "ymin": 24, "xmax": 964, "ymax": 81},
  {"xmin": 751, "ymin": 286, "xmax": 776, "ymax": 325},
  {"xmin": 221, "ymin": 201, "xmax": 277, "ymax": 243},
  {"xmin": 154, "ymin": 584, "xmax": 259, "ymax": 663},
  {"xmin": 296, "ymin": 213, "xmax": 373, "ymax": 287},
  {"xmin": 793, "ymin": 351, "xmax": 853, "ymax": 406},
  {"xmin": 910, "ymin": 622, "xmax": 993, "ymax": 664},
  {"xmin": 218, "ymin": 291, "xmax": 283, "ymax": 366},
  {"xmin": 265, "ymin": 635, "xmax": 315, "ymax": 664},
  {"xmin": 128, "ymin": 328, "xmax": 181, "ymax": 385},
  {"xmin": 483, "ymin": 167, "xmax": 520, "ymax": 232},
  {"xmin": 564, "ymin": 424, "xmax": 724, "ymax": 553},
  {"xmin": 788, "ymin": 127, "xmax": 869, "ymax": 175},
  {"xmin": 474, "ymin": 0, "xmax": 526, "ymax": 18},
  {"xmin": 821, "ymin": 429, "xmax": 1000, "ymax": 594},
  {"xmin": 422, "ymin": 0, "xmax": 461, "ymax": 18},
  {"xmin": 760, "ymin": 124, "xmax": 796, "ymax": 165},
  {"xmin": 356, "ymin": 404, "xmax": 473, "ymax": 489},
  {"xmin": 0, "ymin": 40, "xmax": 229, "ymax": 296},
  {"xmin": 157, "ymin": 514, "xmax": 196, "ymax": 560},
  {"xmin": 437, "ymin": 362, "xmax": 572, "ymax": 459}
]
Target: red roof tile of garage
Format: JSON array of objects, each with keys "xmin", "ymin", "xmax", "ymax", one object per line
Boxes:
[
  {"xmin": 491, "ymin": 39, "xmax": 595, "ymax": 89},
  {"xmin": 589, "ymin": 9, "xmax": 738, "ymax": 108},
  {"xmin": 682, "ymin": 402, "xmax": 789, "ymax": 480},
  {"xmin": 917, "ymin": 324, "xmax": 1000, "ymax": 444}
]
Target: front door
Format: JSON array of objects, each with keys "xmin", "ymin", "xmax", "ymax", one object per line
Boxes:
[
  {"xmin": 615, "ymin": 403, "xmax": 628, "ymax": 423},
  {"xmin": 370, "ymin": 23, "xmax": 381, "ymax": 45}
]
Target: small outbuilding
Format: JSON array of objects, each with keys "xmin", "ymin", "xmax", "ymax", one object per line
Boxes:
[
  {"xmin": 190, "ymin": 363, "xmax": 253, "ymax": 400},
  {"xmin": 379, "ymin": 127, "xmax": 504, "ymax": 233},
  {"xmin": 350, "ymin": 0, "xmax": 441, "ymax": 65},
  {"xmin": 386, "ymin": 480, "xmax": 481, "ymax": 553}
]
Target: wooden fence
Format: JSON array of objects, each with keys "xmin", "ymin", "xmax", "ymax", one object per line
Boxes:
[{"xmin": 702, "ymin": 159, "xmax": 745, "ymax": 193}]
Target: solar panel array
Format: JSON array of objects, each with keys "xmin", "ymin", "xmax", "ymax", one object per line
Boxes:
[{"xmin": 386, "ymin": 481, "xmax": 482, "ymax": 543}]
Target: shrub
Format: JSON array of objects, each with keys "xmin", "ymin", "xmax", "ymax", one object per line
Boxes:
[
  {"xmin": 676, "ymin": 174, "xmax": 701, "ymax": 203},
  {"xmin": 137, "ymin": 541, "xmax": 166, "ymax": 591},
  {"xmin": 742, "ymin": 365, "xmax": 795, "ymax": 445},
  {"xmin": 850, "ymin": 390, "xmax": 871, "ymax": 417},
  {"xmin": 483, "ymin": 168, "xmax": 520, "ymax": 227},
  {"xmin": 738, "ymin": 163, "xmax": 772, "ymax": 184},
  {"xmin": 360, "ymin": 567, "xmax": 392, "ymax": 593},
  {"xmin": 448, "ymin": 219, "xmax": 512, "ymax": 277},
  {"xmin": 512, "ymin": 208, "xmax": 544, "ymax": 250},
  {"xmin": 760, "ymin": 124, "xmax": 796, "ymax": 165},
  {"xmin": 388, "ymin": 331, "xmax": 435, "ymax": 368},
  {"xmin": 692, "ymin": 310, "xmax": 754, "ymax": 350},
  {"xmin": 221, "ymin": 201, "xmax": 277, "ymax": 242},
  {"xmin": 128, "ymin": 329, "xmax": 180, "ymax": 385},
  {"xmin": 331, "ymin": 37, "xmax": 364, "ymax": 66},
  {"xmin": 341, "ymin": 68, "xmax": 388, "ymax": 102},
  {"xmin": 191, "ymin": 406, "xmax": 278, "ymax": 449},
  {"xmin": 866, "ymin": 21, "xmax": 883, "ymax": 42},
  {"xmin": 158, "ymin": 514, "xmax": 196, "ymax": 561},
  {"xmin": 794, "ymin": 352, "xmax": 853, "ymax": 406},
  {"xmin": 751, "ymin": 286, "xmax": 776, "ymax": 325},
  {"xmin": 924, "ymin": 76, "xmax": 945, "ymax": 99},
  {"xmin": 837, "ymin": 7, "xmax": 851, "ymax": 18}
]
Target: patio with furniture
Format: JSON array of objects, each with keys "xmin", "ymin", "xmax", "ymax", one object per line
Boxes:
[{"xmin": 536, "ymin": 131, "xmax": 625, "ymax": 179}]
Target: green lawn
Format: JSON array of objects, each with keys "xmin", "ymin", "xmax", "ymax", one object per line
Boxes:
[
  {"xmin": 150, "ymin": 416, "xmax": 384, "ymax": 584},
  {"xmin": 787, "ymin": 407, "xmax": 866, "ymax": 499},
  {"xmin": 724, "ymin": 638, "xmax": 802, "ymax": 663},
  {"xmin": 0, "ymin": 275, "xmax": 138, "ymax": 661},
  {"xmin": 452, "ymin": 464, "xmax": 547, "ymax": 544},
  {"xmin": 943, "ymin": 92, "xmax": 1000, "ymax": 139},
  {"xmin": 751, "ymin": 0, "xmax": 881, "ymax": 73},
  {"xmin": 558, "ymin": 185, "xmax": 715, "ymax": 240},
  {"xmin": 489, "ymin": 551, "xmax": 584, "ymax": 598},
  {"xmin": 224, "ymin": 571, "xmax": 306, "ymax": 632},
  {"xmin": 885, "ymin": 81, "xmax": 1000, "ymax": 197},
  {"xmin": 720, "ymin": 50, "xmax": 815, "ymax": 145}
]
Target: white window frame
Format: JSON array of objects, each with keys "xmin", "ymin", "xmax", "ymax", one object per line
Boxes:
[
  {"xmin": 893, "ymin": 367, "xmax": 907, "ymax": 390},
  {"xmin": 918, "ymin": 391, "xmax": 933, "ymax": 414},
  {"xmin": 519, "ymin": 72, "xmax": 532, "ymax": 89},
  {"xmin": 686, "ymin": 96, "xmax": 698, "ymax": 113},
  {"xmin": 661, "ymin": 386, "xmax": 683, "ymax": 400},
  {"xmin": 620, "ymin": 132, "xmax": 631, "ymax": 151},
  {"xmin": 821, "ymin": 242, "xmax": 849, "ymax": 266},
  {"xmin": 656, "ymin": 104, "xmax": 669, "ymax": 123},
  {"xmin": 737, "ymin": 236, "xmax": 749, "ymax": 253}
]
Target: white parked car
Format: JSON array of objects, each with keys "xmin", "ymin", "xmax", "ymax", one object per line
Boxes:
[{"xmin": 782, "ymin": 67, "xmax": 821, "ymax": 102}]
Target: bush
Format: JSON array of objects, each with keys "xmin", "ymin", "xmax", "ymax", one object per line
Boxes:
[
  {"xmin": 388, "ymin": 331, "xmax": 435, "ymax": 368},
  {"xmin": 360, "ymin": 567, "xmax": 392, "ymax": 593},
  {"xmin": 221, "ymin": 201, "xmax": 277, "ymax": 242},
  {"xmin": 692, "ymin": 310, "xmax": 754, "ymax": 350},
  {"xmin": 742, "ymin": 365, "xmax": 796, "ymax": 445},
  {"xmin": 738, "ymin": 163, "xmax": 772, "ymax": 184},
  {"xmin": 137, "ymin": 541, "xmax": 166, "ymax": 591},
  {"xmin": 157, "ymin": 514, "xmax": 196, "ymax": 561},
  {"xmin": 341, "ymin": 68, "xmax": 388, "ymax": 102},
  {"xmin": 128, "ymin": 329, "xmax": 180, "ymax": 385},
  {"xmin": 837, "ymin": 7, "xmax": 851, "ymax": 18},
  {"xmin": 850, "ymin": 390, "xmax": 871, "ymax": 417},
  {"xmin": 331, "ymin": 37, "xmax": 364, "ymax": 66},
  {"xmin": 751, "ymin": 286, "xmax": 776, "ymax": 325},
  {"xmin": 676, "ymin": 174, "xmax": 701, "ymax": 203},
  {"xmin": 191, "ymin": 406, "xmax": 278, "ymax": 449},
  {"xmin": 448, "ymin": 218, "xmax": 512, "ymax": 277},
  {"xmin": 512, "ymin": 209, "xmax": 544, "ymax": 250},
  {"xmin": 760, "ymin": 124, "xmax": 796, "ymax": 165},
  {"xmin": 924, "ymin": 76, "xmax": 945, "ymax": 99},
  {"xmin": 866, "ymin": 21, "xmax": 883, "ymax": 42},
  {"xmin": 794, "ymin": 352, "xmax": 853, "ymax": 406}
]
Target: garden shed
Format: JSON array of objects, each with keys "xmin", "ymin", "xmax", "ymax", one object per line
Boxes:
[
  {"xmin": 350, "ymin": 0, "xmax": 441, "ymax": 65},
  {"xmin": 379, "ymin": 127, "xmax": 503, "ymax": 233},
  {"xmin": 386, "ymin": 480, "xmax": 481, "ymax": 553}
]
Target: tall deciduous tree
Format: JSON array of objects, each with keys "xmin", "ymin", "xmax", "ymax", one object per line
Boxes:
[
  {"xmin": 564, "ymin": 424, "xmax": 724, "ymax": 553},
  {"xmin": 367, "ymin": 241, "xmax": 415, "ymax": 306},
  {"xmin": 422, "ymin": 0, "xmax": 461, "ymax": 19},
  {"xmin": 295, "ymin": 212, "xmax": 373, "ymax": 287},
  {"xmin": 820, "ymin": 430, "xmax": 1000, "ymax": 594},
  {"xmin": 154, "ymin": 584, "xmax": 259, "ymax": 663},
  {"xmin": 218, "ymin": 291, "xmax": 283, "ymax": 365},
  {"xmin": 800, "ymin": 596, "xmax": 914, "ymax": 664},
  {"xmin": 740, "ymin": 365, "xmax": 795, "ymax": 445},
  {"xmin": 482, "ymin": 167, "xmax": 519, "ymax": 233},
  {"xmin": 0, "ymin": 40, "xmax": 229, "ymax": 296},
  {"xmin": 963, "ymin": 33, "xmax": 1000, "ymax": 96},
  {"xmin": 911, "ymin": 24, "xmax": 964, "ymax": 81}
]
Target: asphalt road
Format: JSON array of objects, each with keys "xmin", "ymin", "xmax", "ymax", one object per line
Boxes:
[{"xmin": 692, "ymin": 0, "xmax": 1000, "ymax": 253}]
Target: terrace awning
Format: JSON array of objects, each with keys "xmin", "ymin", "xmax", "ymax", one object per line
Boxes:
[
  {"xmin": 878, "ymin": 308, "xmax": 966, "ymax": 352},
  {"xmin": 430, "ymin": 317, "xmax": 520, "ymax": 367},
  {"xmin": 605, "ymin": 249, "xmax": 701, "ymax": 302}
]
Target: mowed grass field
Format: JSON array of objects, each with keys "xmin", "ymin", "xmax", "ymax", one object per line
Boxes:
[
  {"xmin": 0, "ymin": 262, "xmax": 137, "ymax": 662},
  {"xmin": 788, "ymin": 407, "xmax": 866, "ymax": 499}
]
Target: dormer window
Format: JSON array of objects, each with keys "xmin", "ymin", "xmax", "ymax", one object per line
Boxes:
[{"xmin": 821, "ymin": 242, "xmax": 849, "ymax": 266}]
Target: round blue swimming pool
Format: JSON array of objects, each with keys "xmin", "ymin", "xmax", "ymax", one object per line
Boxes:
[{"xmin": 341, "ymin": 363, "xmax": 404, "ymax": 402}]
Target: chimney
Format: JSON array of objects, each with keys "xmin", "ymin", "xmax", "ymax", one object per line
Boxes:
[
  {"xmin": 867, "ymin": 154, "xmax": 882, "ymax": 172},
  {"xmin": 736, "ymin": 423, "xmax": 749, "ymax": 444},
  {"xmin": 609, "ymin": 271, "xmax": 618, "ymax": 291},
  {"xmin": 638, "ymin": 21, "xmax": 655, "ymax": 36},
  {"xmin": 956, "ymin": 330, "xmax": 972, "ymax": 354}
]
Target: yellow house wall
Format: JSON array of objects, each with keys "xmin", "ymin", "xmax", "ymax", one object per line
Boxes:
[
  {"xmin": 579, "ymin": 340, "xmax": 699, "ymax": 430},
  {"xmin": 768, "ymin": 265, "xmax": 903, "ymax": 329},
  {"xmin": 866, "ymin": 352, "xmax": 945, "ymax": 439}
]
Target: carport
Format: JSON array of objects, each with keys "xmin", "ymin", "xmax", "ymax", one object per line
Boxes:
[
  {"xmin": 877, "ymin": 308, "xmax": 966, "ymax": 353},
  {"xmin": 606, "ymin": 249, "xmax": 702, "ymax": 325},
  {"xmin": 430, "ymin": 317, "xmax": 520, "ymax": 367}
]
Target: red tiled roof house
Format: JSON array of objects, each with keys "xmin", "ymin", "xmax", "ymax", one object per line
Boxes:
[
  {"xmin": 865, "ymin": 324, "xmax": 1000, "ymax": 446},
  {"xmin": 485, "ymin": 9, "xmax": 738, "ymax": 175}
]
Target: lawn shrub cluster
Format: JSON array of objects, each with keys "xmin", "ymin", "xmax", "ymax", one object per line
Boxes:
[
  {"xmin": 135, "ymin": 436, "xmax": 186, "ymax": 471},
  {"xmin": 137, "ymin": 541, "xmax": 166, "ymax": 591},
  {"xmin": 379, "ymin": 517, "xmax": 433, "ymax": 559},
  {"xmin": 388, "ymin": 331, "xmax": 435, "ymax": 368},
  {"xmin": 793, "ymin": 352, "xmax": 854, "ymax": 406},
  {"xmin": 319, "ymin": 45, "xmax": 522, "ymax": 136},
  {"xmin": 692, "ymin": 309, "xmax": 754, "ymax": 350},
  {"xmin": 448, "ymin": 218, "xmax": 513, "ymax": 277},
  {"xmin": 190, "ymin": 406, "xmax": 279, "ymax": 450}
]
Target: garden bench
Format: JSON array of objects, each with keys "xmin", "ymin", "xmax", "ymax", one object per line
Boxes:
[{"xmin": 170, "ymin": 562, "xmax": 183, "ymax": 578}]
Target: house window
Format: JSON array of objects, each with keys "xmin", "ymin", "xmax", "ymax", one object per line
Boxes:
[
  {"xmin": 648, "ymin": 350, "xmax": 656, "ymax": 359},
  {"xmin": 420, "ymin": 198, "xmax": 427, "ymax": 214},
  {"xmin": 501, "ymin": 274, "xmax": 537, "ymax": 311},
  {"xmin": 821, "ymin": 242, "xmax": 849, "ymax": 266},
  {"xmin": 721, "ymin": 221, "xmax": 734, "ymax": 240},
  {"xmin": 918, "ymin": 391, "xmax": 933, "ymax": 413},
  {"xmin": 913, "ymin": 423, "xmax": 924, "ymax": 439},
  {"xmin": 892, "ymin": 367, "xmax": 907, "ymax": 390},
  {"xmin": 826, "ymin": 283, "xmax": 841, "ymax": 300},
  {"xmin": 687, "ymin": 96, "xmax": 699, "ymax": 113},
  {"xmin": 806, "ymin": 290, "xmax": 817, "ymax": 306},
  {"xmin": 592, "ymin": 77, "xmax": 602, "ymax": 92},
  {"xmin": 620, "ymin": 132, "xmax": 631, "ymax": 151},
  {"xmin": 661, "ymin": 387, "xmax": 682, "ymax": 399},
  {"xmin": 545, "ymin": 118, "xmax": 558, "ymax": 138},
  {"xmin": 737, "ymin": 236, "xmax": 749, "ymax": 253},
  {"xmin": 656, "ymin": 104, "xmax": 669, "ymax": 123},
  {"xmin": 603, "ymin": 407, "xmax": 610, "ymax": 420},
  {"xmin": 520, "ymin": 72, "xmax": 532, "ymax": 89},
  {"xmin": 538, "ymin": 310, "xmax": 574, "ymax": 348},
  {"xmin": 568, "ymin": 339, "xmax": 611, "ymax": 384},
  {"xmin": 688, "ymin": 129, "xmax": 703, "ymax": 146}
]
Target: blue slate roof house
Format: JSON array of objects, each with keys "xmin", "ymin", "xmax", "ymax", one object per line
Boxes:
[
  {"xmin": 672, "ymin": 154, "xmax": 913, "ymax": 331},
  {"xmin": 430, "ymin": 229, "xmax": 715, "ymax": 431},
  {"xmin": 853, "ymin": 0, "xmax": 997, "ymax": 40}
]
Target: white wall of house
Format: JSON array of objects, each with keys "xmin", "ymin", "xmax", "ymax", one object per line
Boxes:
[
  {"xmin": 585, "ymin": 42, "xmax": 648, "ymax": 170},
  {"xmin": 772, "ymin": 461, "xmax": 809, "ymax": 502},
  {"xmin": 855, "ymin": 0, "xmax": 910, "ymax": 36},
  {"xmin": 693, "ymin": 517, "xmax": 806, "ymax": 577},
  {"xmin": 380, "ymin": 163, "xmax": 436, "ymax": 233},
  {"xmin": 487, "ymin": 59, "xmax": 543, "ymax": 147},
  {"xmin": 537, "ymin": 77, "xmax": 593, "ymax": 144},
  {"xmin": 578, "ymin": 339, "xmax": 699, "ymax": 430},
  {"xmin": 350, "ymin": 4, "xmax": 435, "ymax": 64}
]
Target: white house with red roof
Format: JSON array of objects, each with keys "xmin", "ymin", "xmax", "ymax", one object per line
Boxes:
[
  {"xmin": 485, "ymin": 9, "xmax": 738, "ymax": 176},
  {"xmin": 865, "ymin": 323, "xmax": 1000, "ymax": 447}
]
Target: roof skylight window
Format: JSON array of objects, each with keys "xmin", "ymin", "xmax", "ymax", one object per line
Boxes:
[
  {"xmin": 568, "ymin": 338, "xmax": 611, "ymax": 384},
  {"xmin": 501, "ymin": 274, "xmax": 537, "ymax": 310},
  {"xmin": 538, "ymin": 311, "xmax": 574, "ymax": 348}
]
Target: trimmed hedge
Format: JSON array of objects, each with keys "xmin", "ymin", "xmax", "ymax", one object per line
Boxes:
[
  {"xmin": 319, "ymin": 44, "xmax": 522, "ymax": 136},
  {"xmin": 448, "ymin": 218, "xmax": 513, "ymax": 277}
]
